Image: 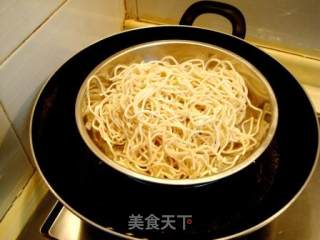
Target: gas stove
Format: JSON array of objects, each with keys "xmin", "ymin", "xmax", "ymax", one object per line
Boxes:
[
  {"xmin": 17, "ymin": 142, "xmax": 320, "ymax": 240},
  {"xmin": 1, "ymin": 1, "xmax": 319, "ymax": 240}
]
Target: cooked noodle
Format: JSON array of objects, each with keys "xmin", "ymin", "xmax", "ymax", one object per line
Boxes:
[{"xmin": 81, "ymin": 56, "xmax": 271, "ymax": 179}]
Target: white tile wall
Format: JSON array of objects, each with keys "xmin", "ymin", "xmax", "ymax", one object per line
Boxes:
[
  {"xmin": 0, "ymin": 0, "xmax": 125, "ymax": 159},
  {"xmin": 129, "ymin": 0, "xmax": 320, "ymax": 58},
  {"xmin": 0, "ymin": 104, "xmax": 33, "ymax": 220},
  {"xmin": 0, "ymin": 0, "xmax": 66, "ymax": 64}
]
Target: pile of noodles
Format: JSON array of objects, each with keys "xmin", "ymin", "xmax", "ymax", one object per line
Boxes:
[{"xmin": 81, "ymin": 56, "xmax": 271, "ymax": 179}]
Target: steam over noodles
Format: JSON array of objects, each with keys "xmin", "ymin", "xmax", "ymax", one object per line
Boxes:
[{"xmin": 81, "ymin": 56, "xmax": 271, "ymax": 179}]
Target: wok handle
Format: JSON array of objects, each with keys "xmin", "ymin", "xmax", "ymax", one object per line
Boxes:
[{"xmin": 179, "ymin": 1, "xmax": 246, "ymax": 39}]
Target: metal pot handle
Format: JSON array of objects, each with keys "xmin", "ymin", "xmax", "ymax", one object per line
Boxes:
[{"xmin": 179, "ymin": 1, "xmax": 246, "ymax": 39}]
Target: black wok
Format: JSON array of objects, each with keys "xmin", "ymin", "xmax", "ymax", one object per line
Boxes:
[{"xmin": 30, "ymin": 1, "xmax": 319, "ymax": 239}]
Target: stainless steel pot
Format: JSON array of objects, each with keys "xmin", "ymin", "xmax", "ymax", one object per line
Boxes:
[{"xmin": 75, "ymin": 39, "xmax": 278, "ymax": 186}]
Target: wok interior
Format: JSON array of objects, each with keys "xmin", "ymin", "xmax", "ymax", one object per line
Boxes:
[{"xmin": 75, "ymin": 40, "xmax": 278, "ymax": 184}]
